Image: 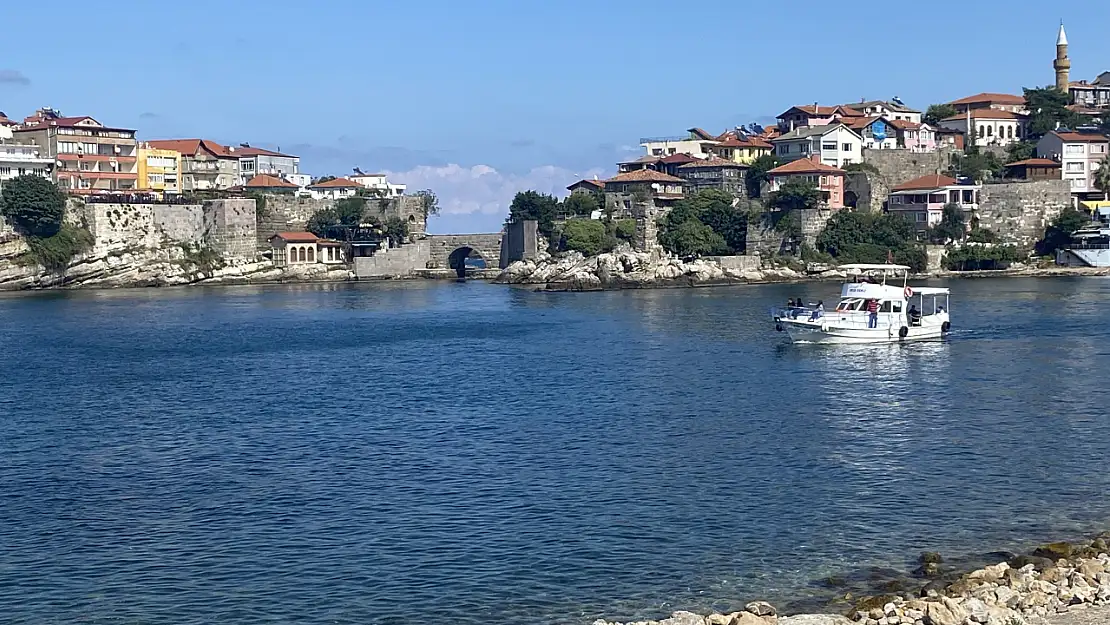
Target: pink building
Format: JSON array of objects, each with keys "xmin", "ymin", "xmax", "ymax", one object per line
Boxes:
[
  {"xmin": 886, "ymin": 174, "xmax": 981, "ymax": 233},
  {"xmin": 766, "ymin": 157, "xmax": 847, "ymax": 209},
  {"xmin": 890, "ymin": 120, "xmax": 939, "ymax": 152}
]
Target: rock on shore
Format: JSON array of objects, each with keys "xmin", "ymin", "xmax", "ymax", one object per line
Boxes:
[
  {"xmin": 593, "ymin": 538, "xmax": 1110, "ymax": 625},
  {"xmin": 496, "ymin": 249, "xmax": 810, "ymax": 290}
]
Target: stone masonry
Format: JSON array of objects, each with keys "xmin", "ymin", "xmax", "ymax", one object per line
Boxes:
[
  {"xmin": 426, "ymin": 233, "xmax": 503, "ymax": 269},
  {"xmin": 848, "ymin": 147, "xmax": 959, "ymax": 213},
  {"xmin": 976, "ymin": 179, "xmax": 1071, "ymax": 250},
  {"xmin": 81, "ymin": 199, "xmax": 257, "ymax": 262},
  {"xmin": 256, "ymin": 194, "xmax": 427, "ymax": 250}
]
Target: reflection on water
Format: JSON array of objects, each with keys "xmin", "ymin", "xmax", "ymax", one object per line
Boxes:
[{"xmin": 1, "ymin": 278, "xmax": 1110, "ymax": 625}]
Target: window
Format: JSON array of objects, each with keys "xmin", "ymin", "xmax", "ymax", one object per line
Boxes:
[
  {"xmin": 822, "ymin": 142, "xmax": 837, "ymax": 151},
  {"xmin": 891, "ymin": 195, "xmax": 903, "ymax": 204},
  {"xmin": 58, "ymin": 141, "xmax": 79, "ymax": 154},
  {"xmin": 1094, "ymin": 144, "xmax": 1107, "ymax": 154},
  {"xmin": 0, "ymin": 167, "xmax": 9, "ymax": 176},
  {"xmin": 842, "ymin": 143, "xmax": 852, "ymax": 151},
  {"xmin": 916, "ymin": 212, "xmax": 927, "ymax": 222},
  {"xmin": 1066, "ymin": 162, "xmax": 1084, "ymax": 172},
  {"xmin": 307, "ymin": 247, "xmax": 315, "ymax": 262},
  {"xmin": 652, "ymin": 149, "xmax": 662, "ymax": 156},
  {"xmin": 1007, "ymin": 126, "xmax": 1013, "ymax": 139},
  {"xmin": 81, "ymin": 142, "xmax": 97, "ymax": 154},
  {"xmin": 978, "ymin": 127, "xmax": 985, "ymax": 138},
  {"xmin": 1066, "ymin": 144, "xmax": 1084, "ymax": 154},
  {"xmin": 298, "ymin": 247, "xmax": 306, "ymax": 262},
  {"xmin": 667, "ymin": 148, "xmax": 676, "ymax": 155},
  {"xmin": 986, "ymin": 127, "xmax": 993, "ymax": 137}
]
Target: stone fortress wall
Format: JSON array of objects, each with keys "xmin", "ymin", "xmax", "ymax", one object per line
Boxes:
[{"xmin": 82, "ymin": 199, "xmax": 257, "ymax": 262}]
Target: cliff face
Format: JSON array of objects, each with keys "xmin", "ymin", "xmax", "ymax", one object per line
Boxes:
[{"xmin": 0, "ymin": 199, "xmax": 351, "ymax": 290}]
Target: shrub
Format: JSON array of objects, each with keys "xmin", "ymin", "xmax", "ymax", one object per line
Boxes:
[
  {"xmin": 614, "ymin": 218, "xmax": 637, "ymax": 242},
  {"xmin": 560, "ymin": 219, "xmax": 613, "ymax": 256},
  {"xmin": 658, "ymin": 219, "xmax": 727, "ymax": 257},
  {"xmin": 178, "ymin": 244, "xmax": 225, "ymax": 273},
  {"xmin": 943, "ymin": 245, "xmax": 1020, "ymax": 271},
  {"xmin": 20, "ymin": 223, "xmax": 95, "ymax": 273},
  {"xmin": 1, "ymin": 175, "xmax": 67, "ymax": 237}
]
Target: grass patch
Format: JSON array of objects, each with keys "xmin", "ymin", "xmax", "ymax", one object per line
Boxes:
[{"xmin": 18, "ymin": 224, "xmax": 95, "ymax": 273}]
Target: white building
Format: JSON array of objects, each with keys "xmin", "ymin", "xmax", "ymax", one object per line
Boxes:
[
  {"xmin": 937, "ymin": 109, "xmax": 1031, "ymax": 147},
  {"xmin": 1036, "ymin": 130, "xmax": 1110, "ymax": 196},
  {"xmin": 307, "ymin": 177, "xmax": 363, "ymax": 200},
  {"xmin": 843, "ymin": 100, "xmax": 922, "ymax": 124},
  {"xmin": 350, "ymin": 170, "xmax": 406, "ymax": 196},
  {"xmin": 0, "ymin": 126, "xmax": 54, "ymax": 191},
  {"xmin": 639, "ymin": 127, "xmax": 716, "ymax": 158},
  {"xmin": 771, "ymin": 123, "xmax": 864, "ymax": 168}
]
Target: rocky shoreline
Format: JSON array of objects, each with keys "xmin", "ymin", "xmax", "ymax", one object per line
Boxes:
[
  {"xmin": 497, "ymin": 249, "xmax": 1110, "ymax": 292},
  {"xmin": 592, "ymin": 535, "xmax": 1110, "ymax": 625}
]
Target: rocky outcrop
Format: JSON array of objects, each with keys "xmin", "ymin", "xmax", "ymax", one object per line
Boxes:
[
  {"xmin": 594, "ymin": 538, "xmax": 1110, "ymax": 625},
  {"xmin": 496, "ymin": 249, "xmax": 811, "ymax": 290},
  {"xmin": 0, "ymin": 238, "xmax": 351, "ymax": 290}
]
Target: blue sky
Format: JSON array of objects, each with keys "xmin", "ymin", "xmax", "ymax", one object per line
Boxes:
[{"xmin": 2, "ymin": 0, "xmax": 1108, "ymax": 232}]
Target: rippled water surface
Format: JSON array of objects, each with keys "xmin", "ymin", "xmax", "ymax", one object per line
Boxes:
[{"xmin": 2, "ymin": 278, "xmax": 1110, "ymax": 624}]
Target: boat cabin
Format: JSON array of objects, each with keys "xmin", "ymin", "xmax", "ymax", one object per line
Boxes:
[{"xmin": 830, "ymin": 265, "xmax": 948, "ymax": 329}]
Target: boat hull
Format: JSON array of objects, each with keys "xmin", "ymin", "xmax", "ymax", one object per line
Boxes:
[{"xmin": 774, "ymin": 317, "xmax": 949, "ymax": 344}]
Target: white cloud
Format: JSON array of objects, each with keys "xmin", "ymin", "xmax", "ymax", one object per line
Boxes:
[{"xmin": 383, "ymin": 163, "xmax": 607, "ymax": 216}]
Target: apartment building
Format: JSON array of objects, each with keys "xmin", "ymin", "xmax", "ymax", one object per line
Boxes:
[
  {"xmin": 136, "ymin": 143, "xmax": 182, "ymax": 195},
  {"xmin": 13, "ymin": 107, "xmax": 138, "ymax": 192},
  {"xmin": 1036, "ymin": 130, "xmax": 1110, "ymax": 196},
  {"xmin": 0, "ymin": 126, "xmax": 53, "ymax": 191},
  {"xmin": 146, "ymin": 139, "xmax": 239, "ymax": 191}
]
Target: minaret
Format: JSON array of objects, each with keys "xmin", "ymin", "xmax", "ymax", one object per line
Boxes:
[{"xmin": 1054, "ymin": 22, "xmax": 1071, "ymax": 92}]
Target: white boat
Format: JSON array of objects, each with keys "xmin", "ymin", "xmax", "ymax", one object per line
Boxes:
[{"xmin": 771, "ymin": 264, "xmax": 951, "ymax": 345}]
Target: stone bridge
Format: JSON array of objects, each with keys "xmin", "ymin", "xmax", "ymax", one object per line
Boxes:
[{"xmin": 426, "ymin": 233, "xmax": 503, "ymax": 270}]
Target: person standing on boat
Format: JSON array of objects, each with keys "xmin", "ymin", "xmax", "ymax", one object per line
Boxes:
[{"xmin": 867, "ymin": 298, "xmax": 878, "ymax": 328}]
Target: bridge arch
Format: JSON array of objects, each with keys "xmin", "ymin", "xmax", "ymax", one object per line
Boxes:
[{"xmin": 427, "ymin": 233, "xmax": 502, "ymax": 275}]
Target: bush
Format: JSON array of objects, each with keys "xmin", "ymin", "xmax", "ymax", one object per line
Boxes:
[
  {"xmin": 1, "ymin": 175, "xmax": 67, "ymax": 237},
  {"xmin": 383, "ymin": 216, "xmax": 410, "ymax": 244},
  {"xmin": 560, "ymin": 219, "xmax": 613, "ymax": 256},
  {"xmin": 816, "ymin": 211, "xmax": 926, "ymax": 271},
  {"xmin": 613, "ymin": 218, "xmax": 637, "ymax": 242},
  {"xmin": 800, "ymin": 244, "xmax": 835, "ymax": 264},
  {"xmin": 657, "ymin": 190, "xmax": 747, "ymax": 255},
  {"xmin": 20, "ymin": 223, "xmax": 95, "ymax": 273},
  {"xmin": 659, "ymin": 219, "xmax": 727, "ymax": 257},
  {"xmin": 178, "ymin": 244, "xmax": 225, "ymax": 273},
  {"xmin": 944, "ymin": 245, "xmax": 1020, "ymax": 271},
  {"xmin": 845, "ymin": 162, "xmax": 880, "ymax": 174}
]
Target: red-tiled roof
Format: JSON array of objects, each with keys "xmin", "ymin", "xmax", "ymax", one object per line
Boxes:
[
  {"xmin": 940, "ymin": 109, "xmax": 1027, "ymax": 121},
  {"xmin": 604, "ymin": 169, "xmax": 685, "ymax": 183},
  {"xmin": 308, "ymin": 177, "xmax": 361, "ymax": 188},
  {"xmin": 619, "ymin": 154, "xmax": 663, "ymax": 165},
  {"xmin": 245, "ymin": 174, "xmax": 298, "ymax": 188},
  {"xmin": 888, "ymin": 119, "xmax": 921, "ymax": 130},
  {"xmin": 948, "ymin": 92, "xmax": 1025, "ymax": 106},
  {"xmin": 1051, "ymin": 131, "xmax": 1110, "ymax": 143},
  {"xmin": 891, "ymin": 174, "xmax": 960, "ymax": 191},
  {"xmin": 659, "ymin": 153, "xmax": 699, "ymax": 164},
  {"xmin": 715, "ymin": 135, "xmax": 774, "ymax": 149},
  {"xmin": 567, "ymin": 179, "xmax": 605, "ymax": 190},
  {"xmin": 768, "ymin": 158, "xmax": 845, "ymax": 175},
  {"xmin": 678, "ymin": 156, "xmax": 747, "ymax": 169},
  {"xmin": 1004, "ymin": 158, "xmax": 1061, "ymax": 167},
  {"xmin": 272, "ymin": 232, "xmax": 319, "ymax": 243},
  {"xmin": 147, "ymin": 139, "xmax": 236, "ymax": 158}
]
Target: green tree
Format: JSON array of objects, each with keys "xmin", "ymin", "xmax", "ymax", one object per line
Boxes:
[
  {"xmin": 768, "ymin": 178, "xmax": 820, "ymax": 211},
  {"xmin": 560, "ymin": 219, "xmax": 612, "ymax": 256},
  {"xmin": 1024, "ymin": 86, "xmax": 1089, "ymax": 140},
  {"xmin": 944, "ymin": 245, "xmax": 1020, "ymax": 271},
  {"xmin": 0, "ymin": 175, "xmax": 66, "ymax": 237},
  {"xmin": 951, "ymin": 146, "xmax": 1003, "ymax": 181},
  {"xmin": 927, "ymin": 203, "xmax": 967, "ymax": 244},
  {"xmin": 383, "ymin": 216, "xmax": 410, "ymax": 243},
  {"xmin": 508, "ymin": 190, "xmax": 559, "ymax": 240},
  {"xmin": 414, "ymin": 189, "xmax": 440, "ymax": 219},
  {"xmin": 745, "ymin": 154, "xmax": 778, "ymax": 198},
  {"xmin": 1037, "ymin": 208, "xmax": 1091, "ymax": 255},
  {"xmin": 658, "ymin": 218, "xmax": 726, "ymax": 257},
  {"xmin": 923, "ymin": 103, "xmax": 958, "ymax": 126},
  {"xmin": 1005, "ymin": 140, "xmax": 1036, "ymax": 164},
  {"xmin": 562, "ymin": 192, "xmax": 598, "ymax": 217},
  {"xmin": 816, "ymin": 211, "xmax": 926, "ymax": 271},
  {"xmin": 334, "ymin": 197, "xmax": 366, "ymax": 225},
  {"xmin": 967, "ymin": 225, "xmax": 998, "ymax": 243},
  {"xmin": 1094, "ymin": 157, "xmax": 1110, "ymax": 200}
]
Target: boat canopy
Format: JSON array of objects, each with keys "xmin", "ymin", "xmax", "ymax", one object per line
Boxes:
[
  {"xmin": 912, "ymin": 287, "xmax": 950, "ymax": 295},
  {"xmin": 839, "ymin": 264, "xmax": 910, "ymax": 273}
]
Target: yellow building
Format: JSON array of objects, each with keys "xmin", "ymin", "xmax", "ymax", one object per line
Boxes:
[
  {"xmin": 136, "ymin": 143, "xmax": 182, "ymax": 196},
  {"xmin": 710, "ymin": 135, "xmax": 774, "ymax": 164}
]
